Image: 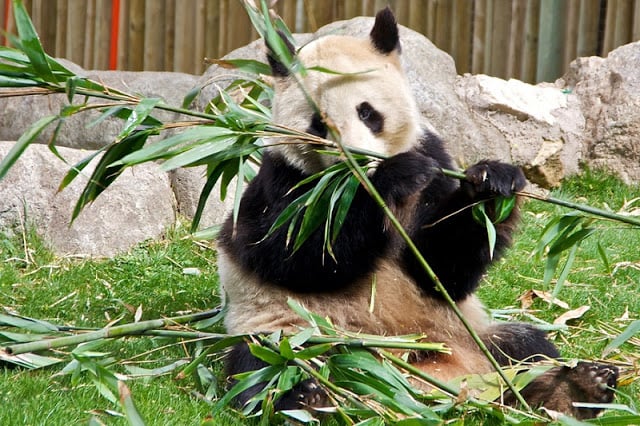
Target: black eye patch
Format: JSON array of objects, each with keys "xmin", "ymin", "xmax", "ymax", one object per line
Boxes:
[
  {"xmin": 357, "ymin": 102, "xmax": 384, "ymax": 134},
  {"xmin": 307, "ymin": 112, "xmax": 328, "ymax": 139}
]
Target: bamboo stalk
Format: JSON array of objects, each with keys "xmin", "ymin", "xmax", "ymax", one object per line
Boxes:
[{"xmin": 4, "ymin": 309, "xmax": 223, "ymax": 355}]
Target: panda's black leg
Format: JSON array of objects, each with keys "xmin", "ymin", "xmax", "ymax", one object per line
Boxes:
[
  {"xmin": 483, "ymin": 323, "xmax": 560, "ymax": 364},
  {"xmin": 484, "ymin": 323, "xmax": 618, "ymax": 419},
  {"xmin": 226, "ymin": 342, "xmax": 327, "ymax": 411}
]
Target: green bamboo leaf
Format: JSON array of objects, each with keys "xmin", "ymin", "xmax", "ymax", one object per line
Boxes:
[
  {"xmin": 547, "ymin": 227, "xmax": 595, "ymax": 256},
  {"xmin": 330, "ymin": 174, "xmax": 360, "ymax": 244},
  {"xmin": 472, "ymin": 203, "xmax": 497, "ymax": 259},
  {"xmin": 57, "ymin": 148, "xmax": 106, "ymax": 192},
  {"xmin": 209, "ymin": 58, "xmax": 271, "ymax": 76},
  {"xmin": 288, "ymin": 327, "xmax": 316, "ymax": 347},
  {"xmin": 295, "ymin": 343, "xmax": 334, "ymax": 360},
  {"xmin": 552, "ymin": 243, "xmax": 579, "ymax": 297},
  {"xmin": 279, "ymin": 338, "xmax": 295, "ymax": 360},
  {"xmin": 597, "ymin": 241, "xmax": 612, "ymax": 273},
  {"xmin": 190, "ymin": 161, "xmax": 231, "ymax": 232},
  {"xmin": 0, "ymin": 114, "xmax": 57, "ymax": 181},
  {"xmin": 115, "ymin": 126, "xmax": 235, "ymax": 166},
  {"xmin": 543, "ymin": 253, "xmax": 561, "ymax": 288},
  {"xmin": 263, "ymin": 191, "xmax": 311, "ymax": 242},
  {"xmin": 603, "ymin": 320, "xmax": 640, "ymax": 356},
  {"xmin": 0, "ymin": 74, "xmax": 43, "ymax": 86},
  {"xmin": 535, "ymin": 214, "xmax": 582, "ymax": 258},
  {"xmin": 72, "ymin": 129, "xmax": 154, "ymax": 221},
  {"xmin": 12, "ymin": 0, "xmax": 56, "ymax": 83},
  {"xmin": 248, "ymin": 343, "xmax": 286, "ymax": 365},
  {"xmin": 213, "ymin": 365, "xmax": 281, "ymax": 413},
  {"xmin": 0, "ymin": 313, "xmax": 59, "ymax": 332},
  {"xmin": 0, "ymin": 351, "xmax": 63, "ymax": 369},
  {"xmin": 494, "ymin": 195, "xmax": 516, "ymax": 223},
  {"xmin": 116, "ymin": 97, "xmax": 162, "ymax": 141},
  {"xmin": 118, "ymin": 381, "xmax": 146, "ymax": 426},
  {"xmin": 159, "ymin": 138, "xmax": 237, "ymax": 171}
]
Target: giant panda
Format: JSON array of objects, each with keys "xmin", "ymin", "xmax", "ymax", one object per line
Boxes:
[{"xmin": 217, "ymin": 8, "xmax": 618, "ymax": 419}]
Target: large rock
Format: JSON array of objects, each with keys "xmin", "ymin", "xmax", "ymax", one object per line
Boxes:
[
  {"xmin": 0, "ymin": 142, "xmax": 175, "ymax": 256},
  {"xmin": 557, "ymin": 41, "xmax": 640, "ymax": 184}
]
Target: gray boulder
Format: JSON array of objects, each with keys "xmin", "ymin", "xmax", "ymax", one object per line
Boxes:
[{"xmin": 0, "ymin": 142, "xmax": 175, "ymax": 256}]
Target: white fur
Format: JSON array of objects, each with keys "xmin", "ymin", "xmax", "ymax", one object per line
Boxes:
[{"xmin": 268, "ymin": 35, "xmax": 421, "ymax": 173}]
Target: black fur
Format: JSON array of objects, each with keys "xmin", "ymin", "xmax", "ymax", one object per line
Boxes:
[
  {"xmin": 218, "ymin": 136, "xmax": 438, "ymax": 293},
  {"xmin": 369, "ymin": 7, "xmax": 401, "ymax": 54},
  {"xmin": 266, "ymin": 30, "xmax": 296, "ymax": 77}
]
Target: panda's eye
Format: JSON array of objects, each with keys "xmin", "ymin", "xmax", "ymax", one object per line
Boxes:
[
  {"xmin": 307, "ymin": 112, "xmax": 328, "ymax": 139},
  {"xmin": 357, "ymin": 102, "xmax": 384, "ymax": 134}
]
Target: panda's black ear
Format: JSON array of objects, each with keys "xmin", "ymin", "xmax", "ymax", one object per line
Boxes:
[
  {"xmin": 370, "ymin": 7, "xmax": 400, "ymax": 54},
  {"xmin": 266, "ymin": 31, "xmax": 296, "ymax": 77}
]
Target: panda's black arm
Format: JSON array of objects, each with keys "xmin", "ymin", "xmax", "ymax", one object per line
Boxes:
[
  {"xmin": 403, "ymin": 139, "xmax": 526, "ymax": 300},
  {"xmin": 218, "ymin": 150, "xmax": 437, "ymax": 293}
]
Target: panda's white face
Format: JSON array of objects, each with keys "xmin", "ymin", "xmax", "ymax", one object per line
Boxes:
[{"xmin": 269, "ymin": 33, "xmax": 421, "ymax": 173}]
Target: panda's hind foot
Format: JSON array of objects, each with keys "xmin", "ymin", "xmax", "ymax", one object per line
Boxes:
[
  {"xmin": 274, "ymin": 379, "xmax": 328, "ymax": 411},
  {"xmin": 512, "ymin": 361, "xmax": 618, "ymax": 420}
]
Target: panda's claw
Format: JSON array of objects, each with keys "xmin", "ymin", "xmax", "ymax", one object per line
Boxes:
[{"xmin": 464, "ymin": 160, "xmax": 526, "ymax": 197}]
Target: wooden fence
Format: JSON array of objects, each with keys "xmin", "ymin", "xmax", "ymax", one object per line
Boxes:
[{"xmin": 2, "ymin": 0, "xmax": 640, "ymax": 83}]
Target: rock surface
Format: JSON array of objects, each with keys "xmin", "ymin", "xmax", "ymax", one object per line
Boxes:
[
  {"xmin": 0, "ymin": 142, "xmax": 175, "ymax": 256},
  {"xmin": 0, "ymin": 17, "xmax": 638, "ymax": 256}
]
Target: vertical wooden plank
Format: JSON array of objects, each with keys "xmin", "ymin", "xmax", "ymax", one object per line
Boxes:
[
  {"xmin": 613, "ymin": 0, "xmax": 632, "ymax": 47},
  {"xmin": 93, "ymin": 0, "xmax": 111, "ymax": 69},
  {"xmin": 520, "ymin": 0, "xmax": 539, "ymax": 83},
  {"xmin": 174, "ymin": 1, "xmax": 192, "ymax": 72},
  {"xmin": 66, "ymin": 0, "xmax": 87, "ymax": 66},
  {"xmin": 117, "ymin": 0, "xmax": 129, "ymax": 70},
  {"xmin": 633, "ymin": 0, "xmax": 640, "ymax": 41},
  {"xmin": 507, "ymin": 0, "xmax": 526, "ymax": 79},
  {"xmin": 408, "ymin": 0, "xmax": 426, "ymax": 34},
  {"xmin": 277, "ymin": 0, "xmax": 297, "ymax": 30},
  {"xmin": 471, "ymin": 0, "xmax": 486, "ymax": 74},
  {"xmin": 218, "ymin": 0, "xmax": 228, "ymax": 54},
  {"xmin": 425, "ymin": 0, "xmax": 437, "ymax": 41},
  {"xmin": 223, "ymin": 0, "xmax": 252, "ymax": 55},
  {"xmin": 32, "ymin": 0, "xmax": 58, "ymax": 54},
  {"xmin": 163, "ymin": 0, "xmax": 175, "ymax": 70},
  {"xmin": 434, "ymin": 0, "xmax": 452, "ymax": 53},
  {"xmin": 562, "ymin": 0, "xmax": 579, "ymax": 72},
  {"xmin": 55, "ymin": 0, "xmax": 68, "ymax": 58},
  {"xmin": 341, "ymin": 0, "xmax": 360, "ymax": 20},
  {"xmin": 489, "ymin": 0, "xmax": 512, "ymax": 78},
  {"xmin": 128, "ymin": 0, "xmax": 145, "ymax": 71},
  {"xmin": 83, "ymin": 0, "xmax": 95, "ymax": 69},
  {"xmin": 537, "ymin": 0, "xmax": 566, "ymax": 82},
  {"xmin": 394, "ymin": 0, "xmax": 410, "ymax": 27},
  {"xmin": 204, "ymin": 0, "xmax": 219, "ymax": 62},
  {"xmin": 577, "ymin": 0, "xmax": 600, "ymax": 57},
  {"xmin": 483, "ymin": 0, "xmax": 493, "ymax": 75},
  {"xmin": 452, "ymin": 0, "xmax": 472, "ymax": 74},
  {"xmin": 602, "ymin": 0, "xmax": 617, "ymax": 55},
  {"xmin": 193, "ymin": 0, "xmax": 207, "ymax": 74},
  {"xmin": 144, "ymin": 0, "xmax": 164, "ymax": 71}
]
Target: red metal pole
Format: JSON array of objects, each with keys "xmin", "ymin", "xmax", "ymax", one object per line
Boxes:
[
  {"xmin": 109, "ymin": 0, "xmax": 120, "ymax": 69},
  {"xmin": 3, "ymin": 0, "xmax": 11, "ymax": 46}
]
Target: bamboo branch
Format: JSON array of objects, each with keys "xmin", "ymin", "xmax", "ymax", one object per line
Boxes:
[{"xmin": 3, "ymin": 309, "xmax": 222, "ymax": 355}]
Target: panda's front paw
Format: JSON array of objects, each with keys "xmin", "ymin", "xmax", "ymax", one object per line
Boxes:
[
  {"xmin": 464, "ymin": 160, "xmax": 526, "ymax": 197},
  {"xmin": 274, "ymin": 379, "xmax": 327, "ymax": 411}
]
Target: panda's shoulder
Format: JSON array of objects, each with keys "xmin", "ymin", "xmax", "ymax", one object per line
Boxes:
[{"xmin": 417, "ymin": 130, "xmax": 454, "ymax": 170}]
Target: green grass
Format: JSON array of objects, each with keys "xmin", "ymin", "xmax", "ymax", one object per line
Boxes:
[{"xmin": 1, "ymin": 171, "xmax": 639, "ymax": 425}]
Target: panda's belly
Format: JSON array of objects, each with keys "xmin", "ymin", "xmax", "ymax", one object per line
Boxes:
[{"xmin": 218, "ymin": 248, "xmax": 494, "ymax": 380}]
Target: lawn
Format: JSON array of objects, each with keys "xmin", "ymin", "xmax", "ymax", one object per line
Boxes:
[{"xmin": 1, "ymin": 170, "xmax": 638, "ymax": 425}]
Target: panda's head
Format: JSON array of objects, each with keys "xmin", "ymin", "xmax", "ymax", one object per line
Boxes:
[{"xmin": 267, "ymin": 8, "xmax": 421, "ymax": 173}]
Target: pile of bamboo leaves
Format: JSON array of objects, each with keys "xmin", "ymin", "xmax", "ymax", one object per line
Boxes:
[{"xmin": 1, "ymin": 0, "xmax": 639, "ymax": 424}]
